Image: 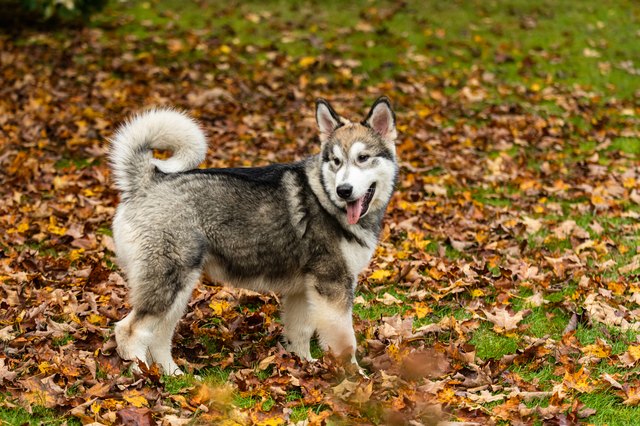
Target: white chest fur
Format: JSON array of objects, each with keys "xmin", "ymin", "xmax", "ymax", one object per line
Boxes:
[{"xmin": 340, "ymin": 236, "xmax": 376, "ymax": 279}]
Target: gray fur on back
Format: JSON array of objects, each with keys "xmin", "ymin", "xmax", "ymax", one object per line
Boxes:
[{"xmin": 118, "ymin": 158, "xmax": 386, "ymax": 316}]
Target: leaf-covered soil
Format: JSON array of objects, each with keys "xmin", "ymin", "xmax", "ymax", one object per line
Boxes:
[{"xmin": 1, "ymin": 1, "xmax": 639, "ymax": 425}]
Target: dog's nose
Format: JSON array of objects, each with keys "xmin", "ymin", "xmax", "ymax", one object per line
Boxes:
[{"xmin": 336, "ymin": 184, "xmax": 353, "ymax": 199}]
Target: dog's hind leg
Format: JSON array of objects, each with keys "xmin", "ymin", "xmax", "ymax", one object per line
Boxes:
[
  {"xmin": 146, "ymin": 269, "xmax": 201, "ymax": 375},
  {"xmin": 116, "ymin": 269, "xmax": 200, "ymax": 375},
  {"xmin": 115, "ymin": 310, "xmax": 153, "ymax": 369},
  {"xmin": 281, "ymin": 291, "xmax": 315, "ymax": 361},
  {"xmin": 115, "ymin": 236, "xmax": 205, "ymax": 376}
]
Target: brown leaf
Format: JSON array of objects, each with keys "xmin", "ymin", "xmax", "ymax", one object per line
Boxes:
[
  {"xmin": 399, "ymin": 349, "xmax": 450, "ymax": 381},
  {"xmin": 483, "ymin": 307, "xmax": 531, "ymax": 332},
  {"xmin": 116, "ymin": 407, "xmax": 154, "ymax": 426}
]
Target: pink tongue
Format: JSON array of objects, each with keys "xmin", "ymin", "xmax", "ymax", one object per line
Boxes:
[{"xmin": 346, "ymin": 197, "xmax": 364, "ymax": 225}]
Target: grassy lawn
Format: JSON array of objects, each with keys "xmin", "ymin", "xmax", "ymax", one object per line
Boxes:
[{"xmin": 95, "ymin": 0, "xmax": 640, "ymax": 98}]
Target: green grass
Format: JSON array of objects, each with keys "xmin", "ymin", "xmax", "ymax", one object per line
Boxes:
[
  {"xmin": 54, "ymin": 157, "xmax": 96, "ymax": 170},
  {"xmin": 0, "ymin": 405, "xmax": 81, "ymax": 426},
  {"xmin": 511, "ymin": 363, "xmax": 559, "ymax": 390},
  {"xmin": 202, "ymin": 366, "xmax": 232, "ymax": 385},
  {"xmin": 310, "ymin": 338, "xmax": 323, "ymax": 360},
  {"xmin": 472, "ymin": 189, "xmax": 514, "ymax": 208},
  {"xmin": 233, "ymin": 394, "xmax": 257, "ymax": 409},
  {"xmin": 255, "ymin": 365, "xmax": 273, "ymax": 381},
  {"xmin": 198, "ymin": 335, "xmax": 221, "ymax": 354},
  {"xmin": 353, "ymin": 297, "xmax": 408, "ymax": 320},
  {"xmin": 575, "ymin": 326, "xmax": 638, "ymax": 355},
  {"xmin": 469, "ymin": 324, "xmax": 519, "ymax": 359},
  {"xmin": 162, "ymin": 373, "xmax": 197, "ymax": 394},
  {"xmin": 51, "ymin": 333, "xmax": 74, "ymax": 347},
  {"xmin": 290, "ymin": 405, "xmax": 310, "ymax": 423},
  {"xmin": 610, "ymin": 138, "xmax": 640, "ymax": 156},
  {"xmin": 580, "ymin": 392, "xmax": 640, "ymax": 426},
  {"xmin": 96, "ymin": 0, "xmax": 640, "ymax": 99},
  {"xmin": 261, "ymin": 397, "xmax": 276, "ymax": 412},
  {"xmin": 414, "ymin": 305, "xmax": 471, "ymax": 329},
  {"xmin": 522, "ymin": 308, "xmax": 570, "ymax": 340},
  {"xmin": 520, "ymin": 210, "xmax": 639, "ymax": 280}
]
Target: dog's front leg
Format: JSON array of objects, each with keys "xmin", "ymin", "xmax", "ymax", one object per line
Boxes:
[
  {"xmin": 307, "ymin": 285, "xmax": 359, "ymax": 366},
  {"xmin": 281, "ymin": 292, "xmax": 316, "ymax": 361}
]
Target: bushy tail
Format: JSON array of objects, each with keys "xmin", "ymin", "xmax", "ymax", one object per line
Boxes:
[{"xmin": 109, "ymin": 108, "xmax": 207, "ymax": 194}]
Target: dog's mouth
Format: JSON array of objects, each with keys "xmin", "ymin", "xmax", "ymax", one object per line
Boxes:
[{"xmin": 346, "ymin": 183, "xmax": 376, "ymax": 225}]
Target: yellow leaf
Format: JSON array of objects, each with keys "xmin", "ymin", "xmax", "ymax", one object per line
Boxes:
[
  {"xmin": 533, "ymin": 204, "xmax": 545, "ymax": 214},
  {"xmin": 90, "ymin": 401, "xmax": 101, "ymax": 414},
  {"xmin": 387, "ymin": 343, "xmax": 401, "ymax": 362},
  {"xmin": 191, "ymin": 383, "xmax": 234, "ymax": 407},
  {"xmin": 470, "ymin": 289, "xmax": 484, "ymax": 298},
  {"xmin": 563, "ymin": 367, "xmax": 595, "ymax": 393},
  {"xmin": 298, "ymin": 56, "xmax": 316, "ymax": 68},
  {"xmin": 87, "ymin": 314, "xmax": 105, "ymax": 325},
  {"xmin": 17, "ymin": 221, "xmax": 29, "ymax": 233},
  {"xmin": 254, "ymin": 418, "xmax": 284, "ymax": 426},
  {"xmin": 428, "ymin": 267, "xmax": 444, "ymax": 280},
  {"xmin": 47, "ymin": 216, "xmax": 67, "ymax": 236},
  {"xmin": 123, "ymin": 389, "xmax": 149, "ymax": 408},
  {"xmin": 369, "ymin": 269, "xmax": 391, "ymax": 281},
  {"xmin": 607, "ymin": 281, "xmax": 626, "ymax": 296},
  {"xmin": 219, "ymin": 44, "xmax": 231, "ymax": 54},
  {"xmin": 628, "ymin": 345, "xmax": 640, "ymax": 361},
  {"xmin": 38, "ymin": 361, "xmax": 53, "ymax": 374},
  {"xmin": 417, "ymin": 107, "xmax": 431, "ymax": 118},
  {"xmin": 475, "ymin": 230, "xmax": 488, "ymax": 244},
  {"xmin": 591, "ymin": 194, "xmax": 606, "ymax": 206},
  {"xmin": 102, "ymin": 398, "xmax": 121, "ymax": 410},
  {"xmin": 209, "ymin": 299, "xmax": 230, "ymax": 316},
  {"xmin": 69, "ymin": 248, "xmax": 84, "ymax": 262},
  {"xmin": 414, "ymin": 302, "xmax": 432, "ymax": 319},
  {"xmin": 623, "ymin": 177, "xmax": 637, "ymax": 189},
  {"xmin": 82, "ymin": 107, "xmax": 100, "ymax": 119},
  {"xmin": 582, "ymin": 339, "xmax": 611, "ymax": 358},
  {"xmin": 438, "ymin": 386, "xmax": 457, "ymax": 404},
  {"xmin": 69, "ymin": 313, "xmax": 81, "ymax": 324}
]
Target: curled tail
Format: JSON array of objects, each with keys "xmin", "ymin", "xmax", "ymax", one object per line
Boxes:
[{"xmin": 109, "ymin": 108, "xmax": 207, "ymax": 194}]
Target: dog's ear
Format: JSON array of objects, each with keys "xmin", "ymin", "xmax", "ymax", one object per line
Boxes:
[
  {"xmin": 363, "ymin": 96, "xmax": 397, "ymax": 142},
  {"xmin": 316, "ymin": 98, "xmax": 342, "ymax": 140}
]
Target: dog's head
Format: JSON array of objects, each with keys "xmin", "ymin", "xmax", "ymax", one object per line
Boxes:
[{"xmin": 316, "ymin": 97, "xmax": 398, "ymax": 225}]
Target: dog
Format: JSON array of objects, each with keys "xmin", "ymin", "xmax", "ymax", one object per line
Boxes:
[{"xmin": 110, "ymin": 97, "xmax": 398, "ymax": 375}]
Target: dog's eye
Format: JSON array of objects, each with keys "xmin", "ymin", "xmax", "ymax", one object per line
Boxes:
[
  {"xmin": 357, "ymin": 154, "xmax": 370, "ymax": 163},
  {"xmin": 333, "ymin": 158, "xmax": 341, "ymax": 166}
]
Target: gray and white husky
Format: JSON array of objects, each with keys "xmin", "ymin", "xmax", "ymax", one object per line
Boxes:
[{"xmin": 110, "ymin": 97, "xmax": 398, "ymax": 375}]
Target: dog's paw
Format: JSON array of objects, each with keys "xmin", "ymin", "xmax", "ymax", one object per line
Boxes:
[
  {"xmin": 356, "ymin": 365, "xmax": 369, "ymax": 379},
  {"xmin": 162, "ymin": 361, "xmax": 184, "ymax": 376}
]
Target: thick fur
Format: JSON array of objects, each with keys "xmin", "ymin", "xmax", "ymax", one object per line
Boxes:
[{"xmin": 111, "ymin": 98, "xmax": 398, "ymax": 375}]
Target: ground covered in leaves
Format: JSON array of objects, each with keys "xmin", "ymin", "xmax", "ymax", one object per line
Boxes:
[{"xmin": 1, "ymin": 1, "xmax": 640, "ymax": 425}]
